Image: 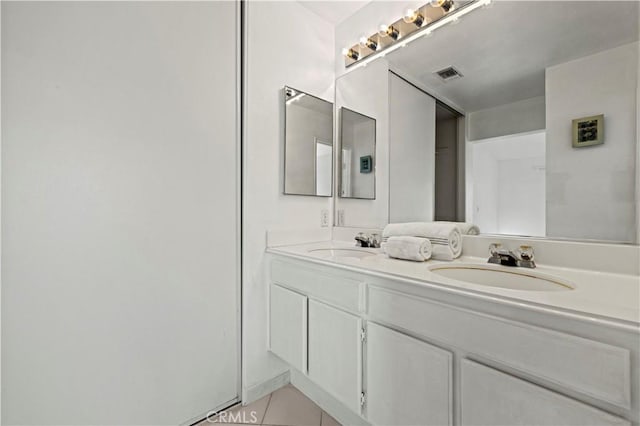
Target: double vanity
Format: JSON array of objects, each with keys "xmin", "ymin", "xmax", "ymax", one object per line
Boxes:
[{"xmin": 267, "ymin": 238, "xmax": 639, "ymax": 426}]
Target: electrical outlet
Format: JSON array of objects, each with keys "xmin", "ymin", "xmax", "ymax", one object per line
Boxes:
[
  {"xmin": 320, "ymin": 209, "xmax": 329, "ymax": 227},
  {"xmin": 337, "ymin": 209, "xmax": 345, "ymax": 227}
]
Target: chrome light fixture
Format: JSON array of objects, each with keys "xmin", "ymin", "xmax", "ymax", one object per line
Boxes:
[{"xmin": 342, "ymin": 0, "xmax": 490, "ymax": 68}]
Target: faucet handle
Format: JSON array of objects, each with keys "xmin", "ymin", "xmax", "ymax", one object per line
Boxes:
[
  {"xmin": 489, "ymin": 243, "xmax": 502, "ymax": 257},
  {"xmin": 518, "ymin": 245, "xmax": 534, "ymax": 261},
  {"xmin": 517, "ymin": 245, "xmax": 536, "ymax": 268}
]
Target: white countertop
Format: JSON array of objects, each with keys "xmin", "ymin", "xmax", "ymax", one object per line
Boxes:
[{"xmin": 267, "ymin": 240, "xmax": 640, "ymax": 329}]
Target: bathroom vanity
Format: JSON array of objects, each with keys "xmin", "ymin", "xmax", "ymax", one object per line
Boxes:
[{"xmin": 267, "ymin": 240, "xmax": 639, "ymax": 426}]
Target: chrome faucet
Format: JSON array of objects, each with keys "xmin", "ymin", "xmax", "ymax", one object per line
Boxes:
[
  {"xmin": 355, "ymin": 232, "xmax": 381, "ymax": 248},
  {"xmin": 488, "ymin": 243, "xmax": 536, "ymax": 268}
]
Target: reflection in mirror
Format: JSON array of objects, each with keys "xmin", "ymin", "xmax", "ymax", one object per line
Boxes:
[
  {"xmin": 336, "ymin": 0, "xmax": 639, "ymax": 243},
  {"xmin": 340, "ymin": 107, "xmax": 376, "ymax": 200},
  {"xmin": 283, "ymin": 86, "xmax": 333, "ymax": 197}
]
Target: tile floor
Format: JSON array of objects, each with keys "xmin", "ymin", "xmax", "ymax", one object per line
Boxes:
[{"xmin": 197, "ymin": 384, "xmax": 341, "ymax": 426}]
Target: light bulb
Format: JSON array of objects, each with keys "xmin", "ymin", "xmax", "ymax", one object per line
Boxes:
[
  {"xmin": 342, "ymin": 47, "xmax": 359, "ymax": 61},
  {"xmin": 359, "ymin": 36, "xmax": 378, "ymax": 51},
  {"xmin": 431, "ymin": 0, "xmax": 455, "ymax": 12},
  {"xmin": 403, "ymin": 8, "xmax": 424, "ymax": 27},
  {"xmin": 378, "ymin": 24, "xmax": 399, "ymax": 40}
]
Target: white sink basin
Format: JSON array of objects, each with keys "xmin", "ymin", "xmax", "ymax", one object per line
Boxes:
[
  {"xmin": 308, "ymin": 248, "xmax": 377, "ymax": 260},
  {"xmin": 429, "ymin": 263, "xmax": 574, "ymax": 292}
]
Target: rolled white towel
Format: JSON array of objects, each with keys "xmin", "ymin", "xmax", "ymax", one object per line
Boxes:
[
  {"xmin": 383, "ymin": 236, "xmax": 432, "ymax": 262},
  {"xmin": 382, "ymin": 222, "xmax": 462, "ymax": 260},
  {"xmin": 432, "ymin": 244, "xmax": 457, "ymax": 261},
  {"xmin": 437, "ymin": 221, "xmax": 480, "ymax": 235}
]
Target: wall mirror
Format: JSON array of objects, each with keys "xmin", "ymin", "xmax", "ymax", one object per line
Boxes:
[
  {"xmin": 340, "ymin": 107, "xmax": 376, "ymax": 200},
  {"xmin": 283, "ymin": 86, "xmax": 333, "ymax": 197},
  {"xmin": 334, "ymin": 1, "xmax": 639, "ymax": 244}
]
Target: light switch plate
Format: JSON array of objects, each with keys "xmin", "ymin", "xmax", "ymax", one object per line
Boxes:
[{"xmin": 337, "ymin": 209, "xmax": 345, "ymax": 226}]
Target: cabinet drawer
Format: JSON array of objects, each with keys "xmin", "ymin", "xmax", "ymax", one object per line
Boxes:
[
  {"xmin": 368, "ymin": 286, "xmax": 631, "ymax": 408},
  {"xmin": 461, "ymin": 359, "xmax": 629, "ymax": 426},
  {"xmin": 271, "ymin": 259, "xmax": 363, "ymax": 313}
]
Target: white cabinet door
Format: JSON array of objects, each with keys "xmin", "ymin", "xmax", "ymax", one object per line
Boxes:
[
  {"xmin": 269, "ymin": 285, "xmax": 307, "ymax": 372},
  {"xmin": 308, "ymin": 300, "xmax": 363, "ymax": 413},
  {"xmin": 366, "ymin": 322, "xmax": 453, "ymax": 426},
  {"xmin": 460, "ymin": 359, "xmax": 630, "ymax": 426}
]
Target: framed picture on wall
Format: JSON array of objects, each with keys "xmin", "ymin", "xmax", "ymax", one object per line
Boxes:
[
  {"xmin": 572, "ymin": 114, "xmax": 604, "ymax": 148},
  {"xmin": 360, "ymin": 155, "xmax": 373, "ymax": 173}
]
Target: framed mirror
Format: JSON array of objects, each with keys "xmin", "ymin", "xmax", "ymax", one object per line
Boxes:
[
  {"xmin": 334, "ymin": 0, "xmax": 639, "ymax": 244},
  {"xmin": 339, "ymin": 107, "xmax": 377, "ymax": 200},
  {"xmin": 283, "ymin": 86, "xmax": 333, "ymax": 197}
]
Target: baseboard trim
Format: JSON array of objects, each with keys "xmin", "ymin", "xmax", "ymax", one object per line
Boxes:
[
  {"xmin": 242, "ymin": 370, "xmax": 290, "ymax": 405},
  {"xmin": 290, "ymin": 369, "xmax": 370, "ymax": 426}
]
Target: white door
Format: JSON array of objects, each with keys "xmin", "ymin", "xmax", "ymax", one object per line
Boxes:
[
  {"xmin": 389, "ymin": 73, "xmax": 436, "ymax": 222},
  {"xmin": 308, "ymin": 300, "xmax": 363, "ymax": 413},
  {"xmin": 460, "ymin": 359, "xmax": 629, "ymax": 426},
  {"xmin": 366, "ymin": 322, "xmax": 453, "ymax": 426},
  {"xmin": 2, "ymin": 2, "xmax": 240, "ymax": 424}
]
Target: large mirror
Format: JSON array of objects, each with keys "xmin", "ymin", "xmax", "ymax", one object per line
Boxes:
[
  {"xmin": 334, "ymin": 1, "xmax": 639, "ymax": 244},
  {"xmin": 283, "ymin": 86, "xmax": 333, "ymax": 196},
  {"xmin": 340, "ymin": 107, "xmax": 376, "ymax": 199}
]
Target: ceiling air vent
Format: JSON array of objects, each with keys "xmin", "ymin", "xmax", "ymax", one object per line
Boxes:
[{"xmin": 434, "ymin": 66, "xmax": 463, "ymax": 82}]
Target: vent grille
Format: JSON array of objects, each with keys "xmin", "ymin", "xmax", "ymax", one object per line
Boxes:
[{"xmin": 435, "ymin": 66, "xmax": 463, "ymax": 81}]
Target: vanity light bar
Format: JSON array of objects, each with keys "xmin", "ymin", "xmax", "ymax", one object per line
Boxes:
[{"xmin": 343, "ymin": 0, "xmax": 491, "ymax": 71}]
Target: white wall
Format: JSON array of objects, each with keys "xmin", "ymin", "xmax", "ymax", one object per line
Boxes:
[
  {"xmin": 335, "ymin": 59, "xmax": 389, "ymax": 227},
  {"xmin": 546, "ymin": 42, "xmax": 638, "ymax": 242},
  {"xmin": 468, "ymin": 96, "xmax": 546, "ymax": 141},
  {"xmin": 497, "ymin": 156, "xmax": 546, "ymax": 237},
  {"xmin": 243, "ymin": 1, "xmax": 334, "ymax": 398},
  {"xmin": 389, "ymin": 73, "xmax": 436, "ymax": 223},
  {"xmin": 2, "ymin": 2, "xmax": 240, "ymax": 424},
  {"xmin": 470, "ymin": 131, "xmax": 546, "ymax": 237}
]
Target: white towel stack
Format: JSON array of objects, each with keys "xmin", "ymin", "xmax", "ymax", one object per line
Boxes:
[
  {"xmin": 382, "ymin": 222, "xmax": 463, "ymax": 261},
  {"xmin": 382, "ymin": 236, "xmax": 432, "ymax": 262}
]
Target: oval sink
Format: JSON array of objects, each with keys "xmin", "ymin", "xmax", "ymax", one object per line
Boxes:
[
  {"xmin": 308, "ymin": 248, "xmax": 377, "ymax": 259},
  {"xmin": 429, "ymin": 263, "xmax": 574, "ymax": 292}
]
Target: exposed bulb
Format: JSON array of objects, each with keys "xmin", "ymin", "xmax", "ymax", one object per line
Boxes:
[
  {"xmin": 359, "ymin": 36, "xmax": 378, "ymax": 51},
  {"xmin": 403, "ymin": 8, "xmax": 424, "ymax": 27},
  {"xmin": 378, "ymin": 24, "xmax": 399, "ymax": 40},
  {"xmin": 342, "ymin": 47, "xmax": 359, "ymax": 61},
  {"xmin": 430, "ymin": 0, "xmax": 455, "ymax": 12}
]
